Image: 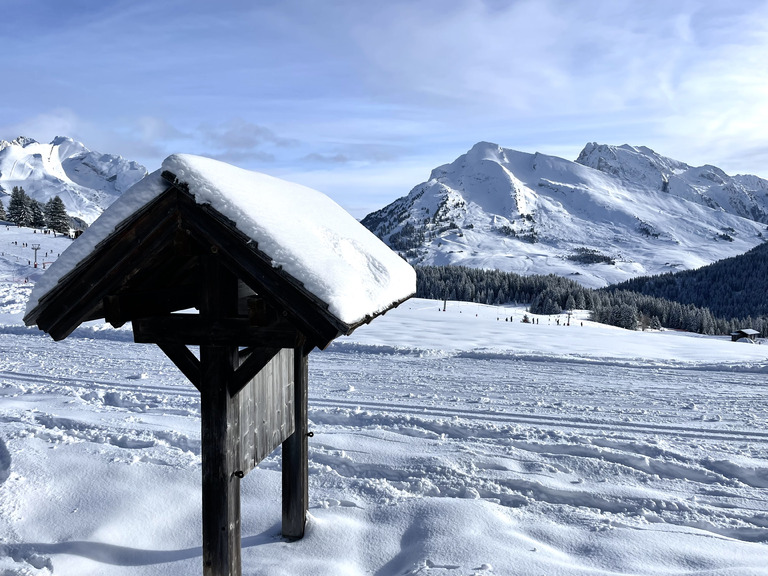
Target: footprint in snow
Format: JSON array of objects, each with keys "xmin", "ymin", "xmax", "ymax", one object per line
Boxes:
[
  {"xmin": 405, "ymin": 559, "xmax": 462, "ymax": 574},
  {"xmin": 0, "ymin": 544, "xmax": 53, "ymax": 572}
]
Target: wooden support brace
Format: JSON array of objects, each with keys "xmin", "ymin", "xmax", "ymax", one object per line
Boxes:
[
  {"xmin": 103, "ymin": 284, "xmax": 199, "ymax": 328},
  {"xmin": 229, "ymin": 346, "xmax": 281, "ymax": 396},
  {"xmin": 133, "ymin": 314, "xmax": 302, "ymax": 348},
  {"xmin": 157, "ymin": 343, "xmax": 201, "ymax": 391}
]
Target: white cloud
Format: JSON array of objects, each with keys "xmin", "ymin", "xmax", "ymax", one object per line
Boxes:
[
  {"xmin": 200, "ymin": 119, "xmax": 298, "ymax": 151},
  {"xmin": 279, "ymin": 156, "xmax": 437, "ymax": 218},
  {"xmin": 136, "ymin": 117, "xmax": 191, "ymax": 143},
  {"xmin": 1, "ymin": 109, "xmax": 83, "ymax": 143},
  {"xmin": 650, "ymin": 4, "xmax": 768, "ymax": 172},
  {"xmin": 340, "ymin": 0, "xmax": 765, "ymax": 131},
  {"xmin": 6, "ymin": 0, "xmax": 768, "ymax": 200}
]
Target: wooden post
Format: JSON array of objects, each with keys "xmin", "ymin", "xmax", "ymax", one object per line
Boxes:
[
  {"xmin": 200, "ymin": 253, "xmax": 241, "ymax": 576},
  {"xmin": 282, "ymin": 344, "xmax": 309, "ymax": 539},
  {"xmin": 201, "ymin": 345, "xmax": 240, "ymax": 576}
]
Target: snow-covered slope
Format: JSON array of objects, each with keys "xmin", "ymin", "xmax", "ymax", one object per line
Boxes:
[
  {"xmin": 576, "ymin": 143, "xmax": 768, "ymax": 223},
  {"xmin": 363, "ymin": 142, "xmax": 768, "ymax": 287},
  {"xmin": 0, "ymin": 136, "xmax": 147, "ymax": 224},
  {"xmin": 3, "ymin": 225, "xmax": 768, "ymax": 575},
  {"xmin": 2, "ymin": 288, "xmax": 768, "ymax": 575}
]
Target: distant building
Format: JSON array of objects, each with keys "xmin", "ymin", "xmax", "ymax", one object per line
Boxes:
[{"xmin": 731, "ymin": 328, "xmax": 759, "ymax": 342}]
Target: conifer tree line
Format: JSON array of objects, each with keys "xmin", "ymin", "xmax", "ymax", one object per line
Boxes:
[
  {"xmin": 608, "ymin": 241, "xmax": 768, "ymax": 319},
  {"xmin": 3, "ymin": 186, "xmax": 70, "ymax": 234},
  {"xmin": 416, "ymin": 265, "xmax": 767, "ymax": 336}
]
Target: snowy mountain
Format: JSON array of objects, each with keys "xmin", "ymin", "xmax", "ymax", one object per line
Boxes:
[
  {"xmin": 2, "ymin": 179, "xmax": 768, "ymax": 576},
  {"xmin": 0, "ymin": 136, "xmax": 147, "ymax": 224},
  {"xmin": 576, "ymin": 143, "xmax": 768, "ymax": 223},
  {"xmin": 362, "ymin": 142, "xmax": 768, "ymax": 288}
]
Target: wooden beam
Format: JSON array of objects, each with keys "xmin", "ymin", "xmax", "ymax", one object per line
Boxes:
[
  {"xmin": 200, "ymin": 344, "xmax": 241, "ymax": 576},
  {"xmin": 157, "ymin": 343, "xmax": 201, "ymax": 392},
  {"xmin": 104, "ymin": 284, "xmax": 199, "ymax": 327},
  {"xmin": 26, "ymin": 189, "xmax": 186, "ymax": 340},
  {"xmin": 229, "ymin": 346, "xmax": 281, "ymax": 396},
  {"xmin": 132, "ymin": 315, "xmax": 303, "ymax": 348},
  {"xmin": 199, "ymin": 253, "xmax": 242, "ymax": 576},
  {"xmin": 282, "ymin": 344, "xmax": 309, "ymax": 539}
]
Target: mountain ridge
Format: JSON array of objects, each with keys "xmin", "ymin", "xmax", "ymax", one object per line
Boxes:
[
  {"xmin": 362, "ymin": 141, "xmax": 768, "ymax": 288},
  {"xmin": 0, "ymin": 136, "xmax": 147, "ymax": 224}
]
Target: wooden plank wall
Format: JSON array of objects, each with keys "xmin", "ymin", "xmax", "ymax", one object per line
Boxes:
[{"xmin": 236, "ymin": 348, "xmax": 294, "ymax": 475}]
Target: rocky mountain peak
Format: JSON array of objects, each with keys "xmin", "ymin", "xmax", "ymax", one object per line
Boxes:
[{"xmin": 363, "ymin": 141, "xmax": 768, "ymax": 288}]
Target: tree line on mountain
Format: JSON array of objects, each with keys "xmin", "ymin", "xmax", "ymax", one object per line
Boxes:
[
  {"xmin": 416, "ymin": 265, "xmax": 766, "ymax": 336},
  {"xmin": 607, "ymin": 241, "xmax": 768, "ymax": 319},
  {"xmin": 0, "ymin": 186, "xmax": 70, "ymax": 234}
]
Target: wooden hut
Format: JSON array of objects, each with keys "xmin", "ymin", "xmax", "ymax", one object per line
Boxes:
[
  {"xmin": 24, "ymin": 154, "xmax": 415, "ymax": 576},
  {"xmin": 731, "ymin": 328, "xmax": 759, "ymax": 342}
]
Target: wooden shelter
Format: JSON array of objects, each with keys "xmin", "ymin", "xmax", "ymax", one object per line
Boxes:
[
  {"xmin": 24, "ymin": 157, "xmax": 415, "ymax": 576},
  {"xmin": 731, "ymin": 328, "xmax": 759, "ymax": 342}
]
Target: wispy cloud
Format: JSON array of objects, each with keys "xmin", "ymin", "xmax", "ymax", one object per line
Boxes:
[
  {"xmin": 301, "ymin": 153, "xmax": 350, "ymax": 164},
  {"xmin": 345, "ymin": 1, "xmax": 722, "ymax": 116},
  {"xmin": 4, "ymin": 0, "xmax": 768, "ymax": 213},
  {"xmin": 0, "ymin": 109, "xmax": 83, "ymax": 143},
  {"xmin": 200, "ymin": 119, "xmax": 298, "ymax": 151},
  {"xmin": 136, "ymin": 117, "xmax": 191, "ymax": 143}
]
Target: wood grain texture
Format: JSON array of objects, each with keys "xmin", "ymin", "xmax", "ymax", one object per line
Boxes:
[{"xmin": 281, "ymin": 345, "xmax": 309, "ymax": 539}]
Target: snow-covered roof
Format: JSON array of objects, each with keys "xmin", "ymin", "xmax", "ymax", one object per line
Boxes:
[{"xmin": 26, "ymin": 154, "xmax": 415, "ymax": 329}]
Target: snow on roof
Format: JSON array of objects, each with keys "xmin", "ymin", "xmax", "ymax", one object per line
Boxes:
[
  {"xmin": 27, "ymin": 154, "xmax": 415, "ymax": 326},
  {"xmin": 734, "ymin": 329, "xmax": 760, "ymax": 335}
]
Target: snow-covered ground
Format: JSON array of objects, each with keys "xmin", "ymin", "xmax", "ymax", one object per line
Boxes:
[{"xmin": 2, "ymin": 226, "xmax": 768, "ymax": 575}]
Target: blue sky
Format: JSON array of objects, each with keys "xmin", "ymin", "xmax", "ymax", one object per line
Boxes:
[{"xmin": 3, "ymin": 0, "xmax": 768, "ymax": 217}]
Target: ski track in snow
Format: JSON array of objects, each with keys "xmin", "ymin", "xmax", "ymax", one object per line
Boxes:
[
  {"xmin": 1, "ymin": 329, "xmax": 768, "ymax": 574},
  {"xmin": 306, "ymin": 352, "xmax": 768, "ymax": 541}
]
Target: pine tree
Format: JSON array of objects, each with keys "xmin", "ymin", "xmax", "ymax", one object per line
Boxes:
[
  {"xmin": 45, "ymin": 196, "xmax": 70, "ymax": 234},
  {"xmin": 29, "ymin": 200, "xmax": 46, "ymax": 228},
  {"xmin": 7, "ymin": 186, "xmax": 32, "ymax": 226},
  {"xmin": 0, "ymin": 198, "xmax": 6, "ymax": 220}
]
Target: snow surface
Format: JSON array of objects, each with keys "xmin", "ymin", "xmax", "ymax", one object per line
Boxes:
[
  {"xmin": 3, "ymin": 226, "xmax": 768, "ymax": 575},
  {"xmin": 27, "ymin": 155, "xmax": 415, "ymax": 327}
]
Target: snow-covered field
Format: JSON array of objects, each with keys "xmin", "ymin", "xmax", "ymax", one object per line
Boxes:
[{"xmin": 2, "ymin": 226, "xmax": 768, "ymax": 575}]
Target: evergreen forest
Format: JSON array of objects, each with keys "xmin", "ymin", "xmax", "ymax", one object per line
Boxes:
[
  {"xmin": 416, "ymin": 264, "xmax": 767, "ymax": 336},
  {"xmin": 3, "ymin": 187, "xmax": 70, "ymax": 234},
  {"xmin": 608, "ymin": 241, "xmax": 768, "ymax": 319}
]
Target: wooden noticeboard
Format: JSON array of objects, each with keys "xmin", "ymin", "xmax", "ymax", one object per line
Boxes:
[
  {"xmin": 235, "ymin": 348, "xmax": 294, "ymax": 476},
  {"xmin": 23, "ymin": 170, "xmax": 412, "ymax": 576}
]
